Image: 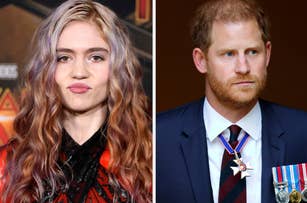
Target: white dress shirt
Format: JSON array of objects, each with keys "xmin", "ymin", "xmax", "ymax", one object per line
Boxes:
[{"xmin": 203, "ymin": 98, "xmax": 262, "ymax": 203}]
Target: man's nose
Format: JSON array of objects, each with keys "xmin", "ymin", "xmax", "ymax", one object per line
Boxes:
[{"xmin": 235, "ymin": 55, "xmax": 250, "ymax": 74}]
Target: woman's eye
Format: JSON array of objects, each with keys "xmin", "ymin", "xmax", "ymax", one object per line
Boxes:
[
  {"xmin": 90, "ymin": 55, "xmax": 104, "ymax": 62},
  {"xmin": 57, "ymin": 55, "xmax": 70, "ymax": 63}
]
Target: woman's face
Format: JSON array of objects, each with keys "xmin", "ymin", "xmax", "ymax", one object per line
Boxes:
[{"xmin": 55, "ymin": 21, "xmax": 110, "ymax": 113}]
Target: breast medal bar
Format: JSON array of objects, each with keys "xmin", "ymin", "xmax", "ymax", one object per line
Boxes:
[{"xmin": 272, "ymin": 163, "xmax": 307, "ymax": 203}]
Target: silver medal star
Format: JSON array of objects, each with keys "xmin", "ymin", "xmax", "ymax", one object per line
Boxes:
[{"xmin": 230, "ymin": 151, "xmax": 253, "ymax": 179}]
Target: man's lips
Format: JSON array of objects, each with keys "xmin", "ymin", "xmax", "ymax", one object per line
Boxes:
[
  {"xmin": 67, "ymin": 83, "xmax": 91, "ymax": 94},
  {"xmin": 233, "ymin": 81, "xmax": 255, "ymax": 85}
]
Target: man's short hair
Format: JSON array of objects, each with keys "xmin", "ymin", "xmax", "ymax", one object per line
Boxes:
[{"xmin": 191, "ymin": 0, "xmax": 270, "ymax": 53}]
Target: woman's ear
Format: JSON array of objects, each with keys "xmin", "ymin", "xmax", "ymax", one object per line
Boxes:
[{"xmin": 192, "ymin": 48, "xmax": 207, "ymax": 74}]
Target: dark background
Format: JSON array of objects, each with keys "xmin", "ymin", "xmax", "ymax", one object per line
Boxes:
[{"xmin": 157, "ymin": 0, "xmax": 307, "ymax": 112}]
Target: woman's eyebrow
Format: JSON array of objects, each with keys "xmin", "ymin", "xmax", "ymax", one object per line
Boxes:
[{"xmin": 56, "ymin": 47, "xmax": 109, "ymax": 53}]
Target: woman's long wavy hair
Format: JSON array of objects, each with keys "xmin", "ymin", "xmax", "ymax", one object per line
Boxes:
[{"xmin": 1, "ymin": 0, "xmax": 152, "ymax": 202}]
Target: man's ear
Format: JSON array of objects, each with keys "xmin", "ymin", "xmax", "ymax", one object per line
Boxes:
[
  {"xmin": 192, "ymin": 48, "xmax": 207, "ymax": 74},
  {"xmin": 265, "ymin": 41, "xmax": 272, "ymax": 67}
]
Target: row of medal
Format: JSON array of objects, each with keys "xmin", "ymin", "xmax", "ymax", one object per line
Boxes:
[{"xmin": 272, "ymin": 163, "xmax": 307, "ymax": 203}]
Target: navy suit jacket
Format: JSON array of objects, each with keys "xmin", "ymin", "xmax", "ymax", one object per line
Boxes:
[{"xmin": 156, "ymin": 98, "xmax": 307, "ymax": 203}]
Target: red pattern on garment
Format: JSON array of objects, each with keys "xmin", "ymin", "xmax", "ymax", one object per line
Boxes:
[
  {"xmin": 53, "ymin": 193, "xmax": 69, "ymax": 203},
  {"xmin": 100, "ymin": 148, "xmax": 110, "ymax": 169},
  {"xmin": 0, "ymin": 149, "xmax": 6, "ymax": 193}
]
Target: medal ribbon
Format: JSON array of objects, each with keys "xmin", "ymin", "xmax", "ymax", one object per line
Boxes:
[
  {"xmin": 282, "ymin": 166, "xmax": 290, "ymax": 193},
  {"xmin": 301, "ymin": 163, "xmax": 307, "ymax": 202},
  {"xmin": 272, "ymin": 166, "xmax": 283, "ymax": 195},
  {"xmin": 289, "ymin": 165, "xmax": 300, "ymax": 191},
  {"xmin": 303, "ymin": 163, "xmax": 307, "ymax": 187},
  {"xmin": 303, "ymin": 163, "xmax": 307, "ymax": 182},
  {"xmin": 298, "ymin": 164, "xmax": 305, "ymax": 190},
  {"xmin": 300, "ymin": 163, "xmax": 307, "ymax": 190},
  {"xmin": 218, "ymin": 133, "xmax": 249, "ymax": 154},
  {"xmin": 272, "ymin": 166, "xmax": 291, "ymax": 194}
]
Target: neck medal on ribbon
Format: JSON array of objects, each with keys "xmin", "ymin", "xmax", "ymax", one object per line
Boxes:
[{"xmin": 218, "ymin": 132, "xmax": 253, "ymax": 179}]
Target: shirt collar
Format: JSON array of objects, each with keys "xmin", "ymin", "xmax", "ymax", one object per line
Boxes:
[{"xmin": 203, "ymin": 98, "xmax": 261, "ymax": 142}]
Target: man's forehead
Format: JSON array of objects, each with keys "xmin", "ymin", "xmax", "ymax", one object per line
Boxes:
[
  {"xmin": 208, "ymin": 20, "xmax": 264, "ymax": 49},
  {"xmin": 210, "ymin": 20, "xmax": 262, "ymax": 39}
]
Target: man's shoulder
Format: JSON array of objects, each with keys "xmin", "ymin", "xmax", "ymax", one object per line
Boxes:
[
  {"xmin": 260, "ymin": 100, "xmax": 307, "ymax": 130},
  {"xmin": 260, "ymin": 99, "xmax": 307, "ymax": 118},
  {"xmin": 157, "ymin": 98, "xmax": 204, "ymax": 125}
]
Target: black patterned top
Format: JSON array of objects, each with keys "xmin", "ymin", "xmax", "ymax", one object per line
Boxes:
[{"xmin": 43, "ymin": 124, "xmax": 131, "ymax": 203}]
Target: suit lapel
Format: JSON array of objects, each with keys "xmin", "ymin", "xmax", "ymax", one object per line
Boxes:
[
  {"xmin": 180, "ymin": 99, "xmax": 213, "ymax": 203},
  {"xmin": 260, "ymin": 100, "xmax": 286, "ymax": 202}
]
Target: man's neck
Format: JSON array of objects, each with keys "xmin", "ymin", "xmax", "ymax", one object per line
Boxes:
[{"xmin": 206, "ymin": 97, "xmax": 257, "ymax": 123}]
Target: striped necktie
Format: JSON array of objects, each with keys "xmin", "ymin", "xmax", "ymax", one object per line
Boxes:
[{"xmin": 218, "ymin": 125, "xmax": 246, "ymax": 203}]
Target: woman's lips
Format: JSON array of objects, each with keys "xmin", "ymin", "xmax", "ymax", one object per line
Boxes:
[{"xmin": 68, "ymin": 83, "xmax": 91, "ymax": 94}]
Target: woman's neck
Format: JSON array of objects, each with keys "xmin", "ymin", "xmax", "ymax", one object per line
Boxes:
[{"xmin": 63, "ymin": 105, "xmax": 108, "ymax": 145}]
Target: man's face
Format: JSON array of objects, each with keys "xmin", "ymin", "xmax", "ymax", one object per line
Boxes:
[{"xmin": 204, "ymin": 20, "xmax": 271, "ymax": 109}]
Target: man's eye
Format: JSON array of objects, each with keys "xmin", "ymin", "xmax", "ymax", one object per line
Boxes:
[
  {"xmin": 57, "ymin": 55, "xmax": 70, "ymax": 63},
  {"xmin": 225, "ymin": 51, "xmax": 234, "ymax": 57},
  {"xmin": 248, "ymin": 50, "xmax": 258, "ymax": 55}
]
